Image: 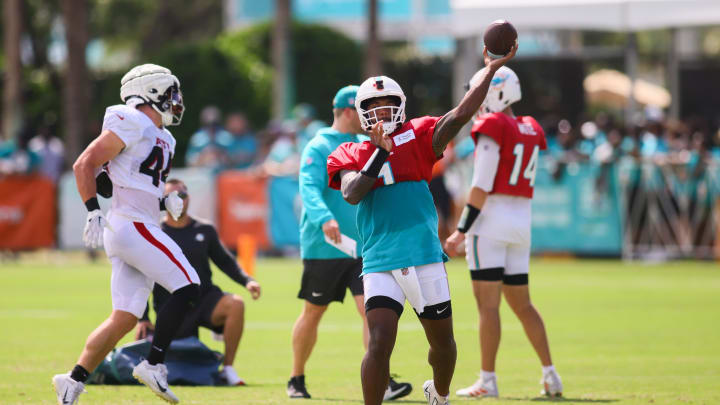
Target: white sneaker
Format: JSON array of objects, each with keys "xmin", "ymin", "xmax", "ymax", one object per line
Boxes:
[
  {"xmin": 219, "ymin": 365, "xmax": 246, "ymax": 386},
  {"xmin": 132, "ymin": 360, "xmax": 179, "ymax": 403},
  {"xmin": 455, "ymin": 374, "xmax": 499, "ymax": 397},
  {"xmin": 422, "ymin": 380, "xmax": 449, "ymax": 405},
  {"xmin": 540, "ymin": 370, "xmax": 563, "ymax": 397},
  {"xmin": 52, "ymin": 373, "xmax": 85, "ymax": 405}
]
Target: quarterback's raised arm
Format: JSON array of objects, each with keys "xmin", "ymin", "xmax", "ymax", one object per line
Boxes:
[
  {"xmin": 73, "ymin": 130, "xmax": 125, "ymax": 204},
  {"xmin": 431, "ymin": 45, "xmax": 517, "ymax": 157}
]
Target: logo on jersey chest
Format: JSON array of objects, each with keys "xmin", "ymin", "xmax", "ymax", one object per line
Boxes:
[
  {"xmin": 195, "ymin": 233, "xmax": 204, "ymax": 242},
  {"xmin": 393, "ymin": 129, "xmax": 416, "ymax": 147},
  {"xmin": 155, "ymin": 137, "xmax": 171, "ymax": 151},
  {"xmin": 517, "ymin": 123, "xmax": 537, "ymax": 136}
]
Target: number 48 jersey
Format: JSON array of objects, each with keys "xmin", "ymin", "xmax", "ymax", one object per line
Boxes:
[
  {"xmin": 102, "ymin": 104, "xmax": 175, "ymax": 223},
  {"xmin": 471, "ymin": 112, "xmax": 547, "ymax": 198}
]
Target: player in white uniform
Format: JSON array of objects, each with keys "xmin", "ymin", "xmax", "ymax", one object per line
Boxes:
[
  {"xmin": 444, "ymin": 66, "xmax": 563, "ymax": 399},
  {"xmin": 52, "ymin": 64, "xmax": 200, "ymax": 405}
]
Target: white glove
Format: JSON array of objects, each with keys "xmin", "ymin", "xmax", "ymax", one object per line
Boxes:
[
  {"xmin": 164, "ymin": 190, "xmax": 184, "ymax": 221},
  {"xmin": 83, "ymin": 209, "xmax": 112, "ymax": 249}
]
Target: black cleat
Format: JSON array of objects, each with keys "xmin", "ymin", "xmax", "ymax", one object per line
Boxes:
[
  {"xmin": 287, "ymin": 375, "xmax": 311, "ymax": 399},
  {"xmin": 384, "ymin": 376, "xmax": 413, "ymax": 400}
]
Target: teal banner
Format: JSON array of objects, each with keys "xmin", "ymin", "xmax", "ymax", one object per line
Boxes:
[
  {"xmin": 531, "ymin": 162, "xmax": 623, "ymax": 255},
  {"xmin": 268, "ymin": 176, "xmax": 302, "ymax": 248}
]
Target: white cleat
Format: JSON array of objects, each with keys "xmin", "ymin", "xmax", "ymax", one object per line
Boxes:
[
  {"xmin": 132, "ymin": 360, "xmax": 179, "ymax": 403},
  {"xmin": 423, "ymin": 380, "xmax": 449, "ymax": 405},
  {"xmin": 455, "ymin": 374, "xmax": 499, "ymax": 398},
  {"xmin": 219, "ymin": 365, "xmax": 246, "ymax": 386},
  {"xmin": 540, "ymin": 369, "xmax": 563, "ymax": 398},
  {"xmin": 52, "ymin": 373, "xmax": 85, "ymax": 405}
]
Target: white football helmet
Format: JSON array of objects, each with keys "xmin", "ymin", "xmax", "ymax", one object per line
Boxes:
[
  {"xmin": 120, "ymin": 64, "xmax": 184, "ymax": 126},
  {"xmin": 469, "ymin": 66, "xmax": 521, "ymax": 117},
  {"xmin": 355, "ymin": 76, "xmax": 406, "ymax": 135}
]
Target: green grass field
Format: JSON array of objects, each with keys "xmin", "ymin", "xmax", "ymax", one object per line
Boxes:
[{"xmin": 1, "ymin": 255, "xmax": 719, "ymax": 404}]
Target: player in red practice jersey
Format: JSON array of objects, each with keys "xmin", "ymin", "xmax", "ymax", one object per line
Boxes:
[
  {"xmin": 328, "ymin": 46, "xmax": 517, "ymax": 405},
  {"xmin": 445, "ymin": 66, "xmax": 563, "ymax": 398}
]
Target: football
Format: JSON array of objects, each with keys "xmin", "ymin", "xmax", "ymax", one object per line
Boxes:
[{"xmin": 483, "ymin": 20, "xmax": 517, "ymax": 58}]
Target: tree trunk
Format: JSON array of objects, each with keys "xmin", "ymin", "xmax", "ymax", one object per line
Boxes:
[
  {"xmin": 364, "ymin": 0, "xmax": 381, "ymax": 77},
  {"xmin": 272, "ymin": 0, "xmax": 291, "ymax": 121},
  {"xmin": 2, "ymin": 0, "xmax": 23, "ymax": 141},
  {"xmin": 60, "ymin": 0, "xmax": 90, "ymax": 165}
]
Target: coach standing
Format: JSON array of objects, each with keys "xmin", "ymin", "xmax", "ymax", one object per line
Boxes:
[{"xmin": 287, "ymin": 85, "xmax": 411, "ymax": 400}]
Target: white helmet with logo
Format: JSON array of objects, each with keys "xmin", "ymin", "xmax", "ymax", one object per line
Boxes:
[
  {"xmin": 120, "ymin": 64, "xmax": 185, "ymax": 126},
  {"xmin": 469, "ymin": 66, "xmax": 521, "ymax": 117},
  {"xmin": 355, "ymin": 76, "xmax": 406, "ymax": 134}
]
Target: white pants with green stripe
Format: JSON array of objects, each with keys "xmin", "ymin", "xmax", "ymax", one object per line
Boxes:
[{"xmin": 465, "ymin": 233, "xmax": 530, "ymax": 274}]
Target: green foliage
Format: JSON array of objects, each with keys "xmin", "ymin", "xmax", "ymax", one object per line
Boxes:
[
  {"xmin": 92, "ymin": 39, "xmax": 272, "ymax": 166},
  {"xmin": 219, "ymin": 22, "xmax": 364, "ymax": 123}
]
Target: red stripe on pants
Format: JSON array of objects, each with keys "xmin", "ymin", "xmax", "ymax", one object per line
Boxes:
[{"xmin": 133, "ymin": 222, "xmax": 192, "ymax": 283}]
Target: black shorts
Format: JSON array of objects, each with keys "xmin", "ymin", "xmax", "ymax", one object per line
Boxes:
[
  {"xmin": 175, "ymin": 284, "xmax": 226, "ymax": 338},
  {"xmin": 298, "ymin": 258, "xmax": 364, "ymax": 305}
]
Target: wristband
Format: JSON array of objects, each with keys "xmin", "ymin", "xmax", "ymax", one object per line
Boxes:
[
  {"xmin": 84, "ymin": 197, "xmax": 100, "ymax": 212},
  {"xmin": 456, "ymin": 204, "xmax": 481, "ymax": 233},
  {"xmin": 360, "ymin": 147, "xmax": 390, "ymax": 178}
]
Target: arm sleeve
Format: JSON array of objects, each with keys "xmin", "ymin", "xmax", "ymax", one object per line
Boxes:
[
  {"xmin": 102, "ymin": 107, "xmax": 142, "ymax": 149},
  {"xmin": 206, "ymin": 225, "xmax": 255, "ymax": 287},
  {"xmin": 327, "ymin": 143, "xmax": 360, "ymax": 190},
  {"xmin": 299, "ymin": 146, "xmax": 334, "ymax": 226},
  {"xmin": 470, "ymin": 136, "xmax": 501, "ymax": 192}
]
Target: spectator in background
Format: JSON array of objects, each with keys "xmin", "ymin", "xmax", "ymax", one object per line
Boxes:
[
  {"xmin": 186, "ymin": 106, "xmax": 233, "ymax": 169},
  {"xmin": 0, "ymin": 126, "xmax": 41, "ymax": 177},
  {"xmin": 29, "ymin": 116, "xmax": 64, "ymax": 183},
  {"xmin": 292, "ymin": 103, "xmax": 326, "ymax": 153},
  {"xmin": 225, "ymin": 112, "xmax": 258, "ymax": 169},
  {"xmin": 262, "ymin": 121, "xmax": 302, "ymax": 178}
]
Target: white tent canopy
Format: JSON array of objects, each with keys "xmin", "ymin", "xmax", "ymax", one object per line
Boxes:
[{"xmin": 451, "ymin": 0, "xmax": 720, "ymax": 34}]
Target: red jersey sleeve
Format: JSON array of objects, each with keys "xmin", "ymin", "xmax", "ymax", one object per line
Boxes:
[
  {"xmin": 471, "ymin": 113, "xmax": 505, "ymax": 147},
  {"xmin": 327, "ymin": 142, "xmax": 361, "ymax": 190},
  {"xmin": 408, "ymin": 116, "xmax": 443, "ymax": 164}
]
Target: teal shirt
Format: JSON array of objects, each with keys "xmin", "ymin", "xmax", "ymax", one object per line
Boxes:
[
  {"xmin": 357, "ymin": 181, "xmax": 448, "ymax": 274},
  {"xmin": 299, "ymin": 128, "xmax": 363, "ymax": 259}
]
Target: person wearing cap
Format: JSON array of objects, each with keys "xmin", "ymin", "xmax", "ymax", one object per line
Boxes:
[{"xmin": 287, "ymin": 86, "xmax": 412, "ymax": 400}]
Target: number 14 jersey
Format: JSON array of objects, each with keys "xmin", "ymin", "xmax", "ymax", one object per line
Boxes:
[
  {"xmin": 102, "ymin": 104, "xmax": 175, "ymax": 223},
  {"xmin": 471, "ymin": 112, "xmax": 547, "ymax": 198}
]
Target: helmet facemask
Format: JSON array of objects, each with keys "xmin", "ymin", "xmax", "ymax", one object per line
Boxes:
[
  {"xmin": 152, "ymin": 85, "xmax": 184, "ymax": 126},
  {"xmin": 358, "ymin": 96, "xmax": 404, "ymax": 135}
]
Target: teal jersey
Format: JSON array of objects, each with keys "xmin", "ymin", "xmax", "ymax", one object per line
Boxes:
[
  {"xmin": 357, "ymin": 181, "xmax": 447, "ymax": 274},
  {"xmin": 299, "ymin": 127, "xmax": 363, "ymax": 259},
  {"xmin": 326, "ymin": 116, "xmax": 449, "ymax": 274}
]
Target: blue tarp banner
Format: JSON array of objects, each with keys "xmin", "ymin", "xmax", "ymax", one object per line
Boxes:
[
  {"xmin": 532, "ymin": 162, "xmax": 623, "ymax": 255},
  {"xmin": 268, "ymin": 176, "xmax": 302, "ymax": 248}
]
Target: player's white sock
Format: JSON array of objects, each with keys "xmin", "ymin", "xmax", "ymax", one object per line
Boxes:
[
  {"xmin": 481, "ymin": 370, "xmax": 496, "ymax": 380},
  {"xmin": 542, "ymin": 365, "xmax": 555, "ymax": 375}
]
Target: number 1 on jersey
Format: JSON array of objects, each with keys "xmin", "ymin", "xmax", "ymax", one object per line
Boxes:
[
  {"xmin": 509, "ymin": 143, "xmax": 539, "ymax": 187},
  {"xmin": 379, "ymin": 161, "xmax": 395, "ymax": 185}
]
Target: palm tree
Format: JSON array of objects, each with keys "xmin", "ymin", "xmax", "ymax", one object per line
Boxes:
[
  {"xmin": 2, "ymin": 0, "xmax": 23, "ymax": 141},
  {"xmin": 60, "ymin": 0, "xmax": 90, "ymax": 163}
]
